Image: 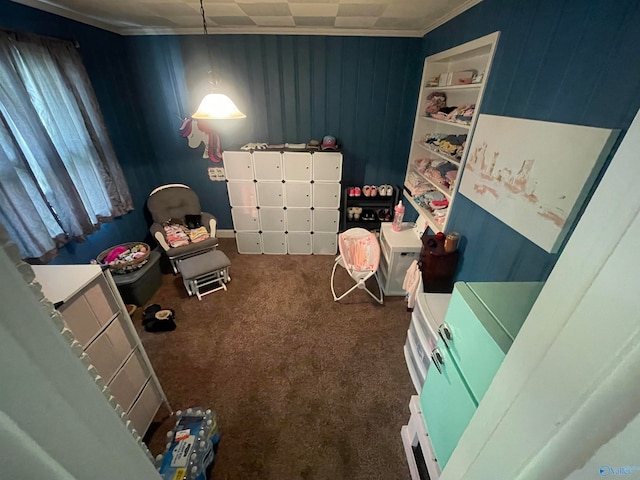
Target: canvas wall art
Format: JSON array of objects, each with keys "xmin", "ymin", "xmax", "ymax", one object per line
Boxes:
[{"xmin": 459, "ymin": 114, "xmax": 617, "ymax": 253}]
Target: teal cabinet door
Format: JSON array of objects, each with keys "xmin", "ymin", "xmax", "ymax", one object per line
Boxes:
[
  {"xmin": 420, "ymin": 338, "xmax": 477, "ymax": 468},
  {"xmin": 443, "ymin": 284, "xmax": 507, "ymax": 403}
]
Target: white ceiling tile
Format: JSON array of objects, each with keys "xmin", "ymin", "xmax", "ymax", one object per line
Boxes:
[
  {"xmin": 206, "ymin": 3, "xmax": 246, "ymax": 15},
  {"xmin": 211, "ymin": 15, "xmax": 257, "ymax": 25},
  {"xmin": 289, "ymin": 4, "xmax": 338, "ymax": 17},
  {"xmin": 336, "ymin": 3, "xmax": 386, "ymax": 17},
  {"xmin": 145, "ymin": 3, "xmax": 200, "ymax": 16},
  {"xmin": 238, "ymin": 3, "xmax": 291, "ymax": 15},
  {"xmin": 381, "ymin": 3, "xmax": 429, "ymax": 18},
  {"xmin": 252, "ymin": 15, "xmax": 296, "ymax": 26},
  {"xmin": 334, "ymin": 16, "xmax": 377, "ymax": 28},
  {"xmin": 168, "ymin": 15, "xmax": 204, "ymax": 26}
]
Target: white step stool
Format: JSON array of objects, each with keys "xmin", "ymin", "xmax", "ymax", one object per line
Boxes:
[{"xmin": 178, "ymin": 250, "xmax": 231, "ymax": 300}]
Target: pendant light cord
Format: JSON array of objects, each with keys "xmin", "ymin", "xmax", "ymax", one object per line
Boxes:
[{"xmin": 199, "ymin": 0, "xmax": 220, "ymax": 88}]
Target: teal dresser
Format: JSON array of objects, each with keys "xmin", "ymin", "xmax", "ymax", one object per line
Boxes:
[{"xmin": 419, "ymin": 281, "xmax": 544, "ymax": 469}]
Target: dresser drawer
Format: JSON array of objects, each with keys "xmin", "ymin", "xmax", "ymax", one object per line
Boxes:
[
  {"xmin": 85, "ymin": 315, "xmax": 134, "ymax": 383},
  {"xmin": 58, "ymin": 296, "xmax": 102, "ymax": 347},
  {"xmin": 128, "ymin": 379, "xmax": 163, "ymax": 435},
  {"xmin": 58, "ymin": 276, "xmax": 119, "ymax": 347},
  {"xmin": 108, "ymin": 348, "xmax": 150, "ymax": 412}
]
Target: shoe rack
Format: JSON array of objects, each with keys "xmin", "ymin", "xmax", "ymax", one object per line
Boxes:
[{"xmin": 340, "ymin": 184, "xmax": 400, "ymax": 232}]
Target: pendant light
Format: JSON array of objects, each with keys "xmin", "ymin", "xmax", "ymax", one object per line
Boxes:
[{"xmin": 192, "ymin": 0, "xmax": 246, "ymax": 120}]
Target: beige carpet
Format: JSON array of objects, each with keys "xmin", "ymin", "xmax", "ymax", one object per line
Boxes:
[{"xmin": 135, "ymin": 238, "xmax": 414, "ymax": 480}]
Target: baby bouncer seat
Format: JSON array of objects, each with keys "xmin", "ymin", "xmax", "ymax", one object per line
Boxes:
[{"xmin": 331, "ymin": 227, "xmax": 384, "ymax": 304}]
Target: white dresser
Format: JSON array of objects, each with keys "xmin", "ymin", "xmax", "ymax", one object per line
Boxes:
[
  {"xmin": 33, "ymin": 264, "xmax": 170, "ymax": 436},
  {"xmin": 224, "ymin": 150, "xmax": 342, "ymax": 255}
]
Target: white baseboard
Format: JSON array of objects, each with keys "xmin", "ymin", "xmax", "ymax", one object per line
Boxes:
[{"xmin": 217, "ymin": 229, "xmax": 235, "ymax": 239}]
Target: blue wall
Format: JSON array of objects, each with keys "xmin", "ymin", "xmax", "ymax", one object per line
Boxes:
[
  {"xmin": 419, "ymin": 0, "xmax": 640, "ymax": 281},
  {"xmin": 125, "ymin": 34, "xmax": 422, "ymax": 230}
]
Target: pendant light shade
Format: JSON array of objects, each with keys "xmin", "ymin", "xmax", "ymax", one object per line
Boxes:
[
  {"xmin": 192, "ymin": 0, "xmax": 246, "ymax": 120},
  {"xmin": 192, "ymin": 93, "xmax": 246, "ymax": 120}
]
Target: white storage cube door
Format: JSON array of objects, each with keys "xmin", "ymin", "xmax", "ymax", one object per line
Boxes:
[
  {"xmin": 236, "ymin": 232, "xmax": 262, "ymax": 254},
  {"xmin": 312, "ymin": 152, "xmax": 342, "ymax": 182},
  {"xmin": 313, "ymin": 209, "xmax": 339, "ymax": 232},
  {"xmin": 288, "ymin": 232, "xmax": 312, "ymax": 255},
  {"xmin": 313, "ymin": 232, "xmax": 338, "ymax": 255},
  {"xmin": 262, "ymin": 232, "xmax": 287, "ymax": 254},
  {"xmin": 223, "ymin": 151, "xmax": 254, "ymax": 180},
  {"xmin": 228, "ymin": 182, "xmax": 257, "ymax": 207},
  {"xmin": 256, "ymin": 182, "xmax": 284, "ymax": 207},
  {"xmin": 285, "ymin": 182, "xmax": 312, "ymax": 208},
  {"xmin": 286, "ymin": 208, "xmax": 311, "ymax": 231},
  {"xmin": 231, "ymin": 207, "xmax": 260, "ymax": 231},
  {"xmin": 283, "ymin": 152, "xmax": 312, "ymax": 181},
  {"xmin": 253, "ymin": 151, "xmax": 283, "ymax": 181},
  {"xmin": 259, "ymin": 208, "xmax": 285, "ymax": 231},
  {"xmin": 312, "ymin": 183, "xmax": 341, "ymax": 208}
]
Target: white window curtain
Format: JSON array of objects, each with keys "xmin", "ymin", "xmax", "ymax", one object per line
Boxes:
[{"xmin": 0, "ymin": 31, "xmax": 133, "ymax": 261}]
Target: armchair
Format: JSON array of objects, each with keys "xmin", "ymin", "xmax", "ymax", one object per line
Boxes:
[{"xmin": 147, "ymin": 184, "xmax": 218, "ymax": 273}]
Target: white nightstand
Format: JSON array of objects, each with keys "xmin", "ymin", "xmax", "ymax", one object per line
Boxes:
[{"xmin": 378, "ymin": 222, "xmax": 423, "ymax": 296}]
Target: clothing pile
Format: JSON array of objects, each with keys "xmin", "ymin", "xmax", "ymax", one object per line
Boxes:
[
  {"xmin": 423, "ymin": 91, "xmax": 476, "ymax": 125},
  {"xmin": 423, "ymin": 133, "xmax": 467, "ymax": 160},
  {"xmin": 163, "ymin": 218, "xmax": 210, "ymax": 248},
  {"xmin": 407, "ymin": 180, "xmax": 449, "ymax": 225},
  {"xmin": 414, "ymin": 158, "xmax": 458, "ymax": 192}
]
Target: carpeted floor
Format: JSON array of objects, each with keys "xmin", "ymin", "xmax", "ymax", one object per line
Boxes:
[{"xmin": 135, "ymin": 238, "xmax": 414, "ymax": 480}]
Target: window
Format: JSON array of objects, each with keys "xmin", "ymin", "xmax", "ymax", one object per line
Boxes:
[{"xmin": 0, "ymin": 31, "xmax": 133, "ymax": 261}]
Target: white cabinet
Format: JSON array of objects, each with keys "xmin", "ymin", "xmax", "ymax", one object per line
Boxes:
[
  {"xmin": 253, "ymin": 151, "xmax": 283, "ymax": 181},
  {"xmin": 228, "ymin": 182, "xmax": 257, "ymax": 207},
  {"xmin": 231, "ymin": 207, "xmax": 260, "ymax": 231},
  {"xmin": 223, "ymin": 151, "xmax": 254, "ymax": 181},
  {"xmin": 378, "ymin": 223, "xmax": 422, "ymax": 296},
  {"xmin": 313, "ymin": 152, "xmax": 343, "ymax": 182},
  {"xmin": 285, "ymin": 182, "xmax": 312, "ymax": 208},
  {"xmin": 286, "ymin": 208, "xmax": 311, "ymax": 232},
  {"xmin": 313, "ymin": 232, "xmax": 338, "ymax": 255},
  {"xmin": 262, "ymin": 231, "xmax": 287, "ymax": 254},
  {"xmin": 225, "ymin": 150, "xmax": 342, "ymax": 255},
  {"xmin": 256, "ymin": 182, "xmax": 284, "ymax": 207},
  {"xmin": 313, "ymin": 209, "xmax": 340, "ymax": 233},
  {"xmin": 236, "ymin": 232, "xmax": 262, "ymax": 254},
  {"xmin": 259, "ymin": 207, "xmax": 285, "ymax": 232},
  {"xmin": 312, "ymin": 183, "xmax": 341, "ymax": 209},
  {"xmin": 283, "ymin": 152, "xmax": 312, "ymax": 181},
  {"xmin": 32, "ymin": 265, "xmax": 169, "ymax": 436},
  {"xmin": 287, "ymin": 232, "xmax": 312, "ymax": 255},
  {"xmin": 403, "ymin": 32, "xmax": 499, "ymax": 233}
]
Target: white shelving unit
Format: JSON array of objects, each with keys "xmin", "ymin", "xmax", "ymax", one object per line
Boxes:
[
  {"xmin": 403, "ymin": 32, "xmax": 500, "ymax": 233},
  {"xmin": 224, "ymin": 150, "xmax": 341, "ymax": 255}
]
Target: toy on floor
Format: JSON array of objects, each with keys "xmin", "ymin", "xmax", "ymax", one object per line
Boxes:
[{"xmin": 155, "ymin": 407, "xmax": 220, "ymax": 480}]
